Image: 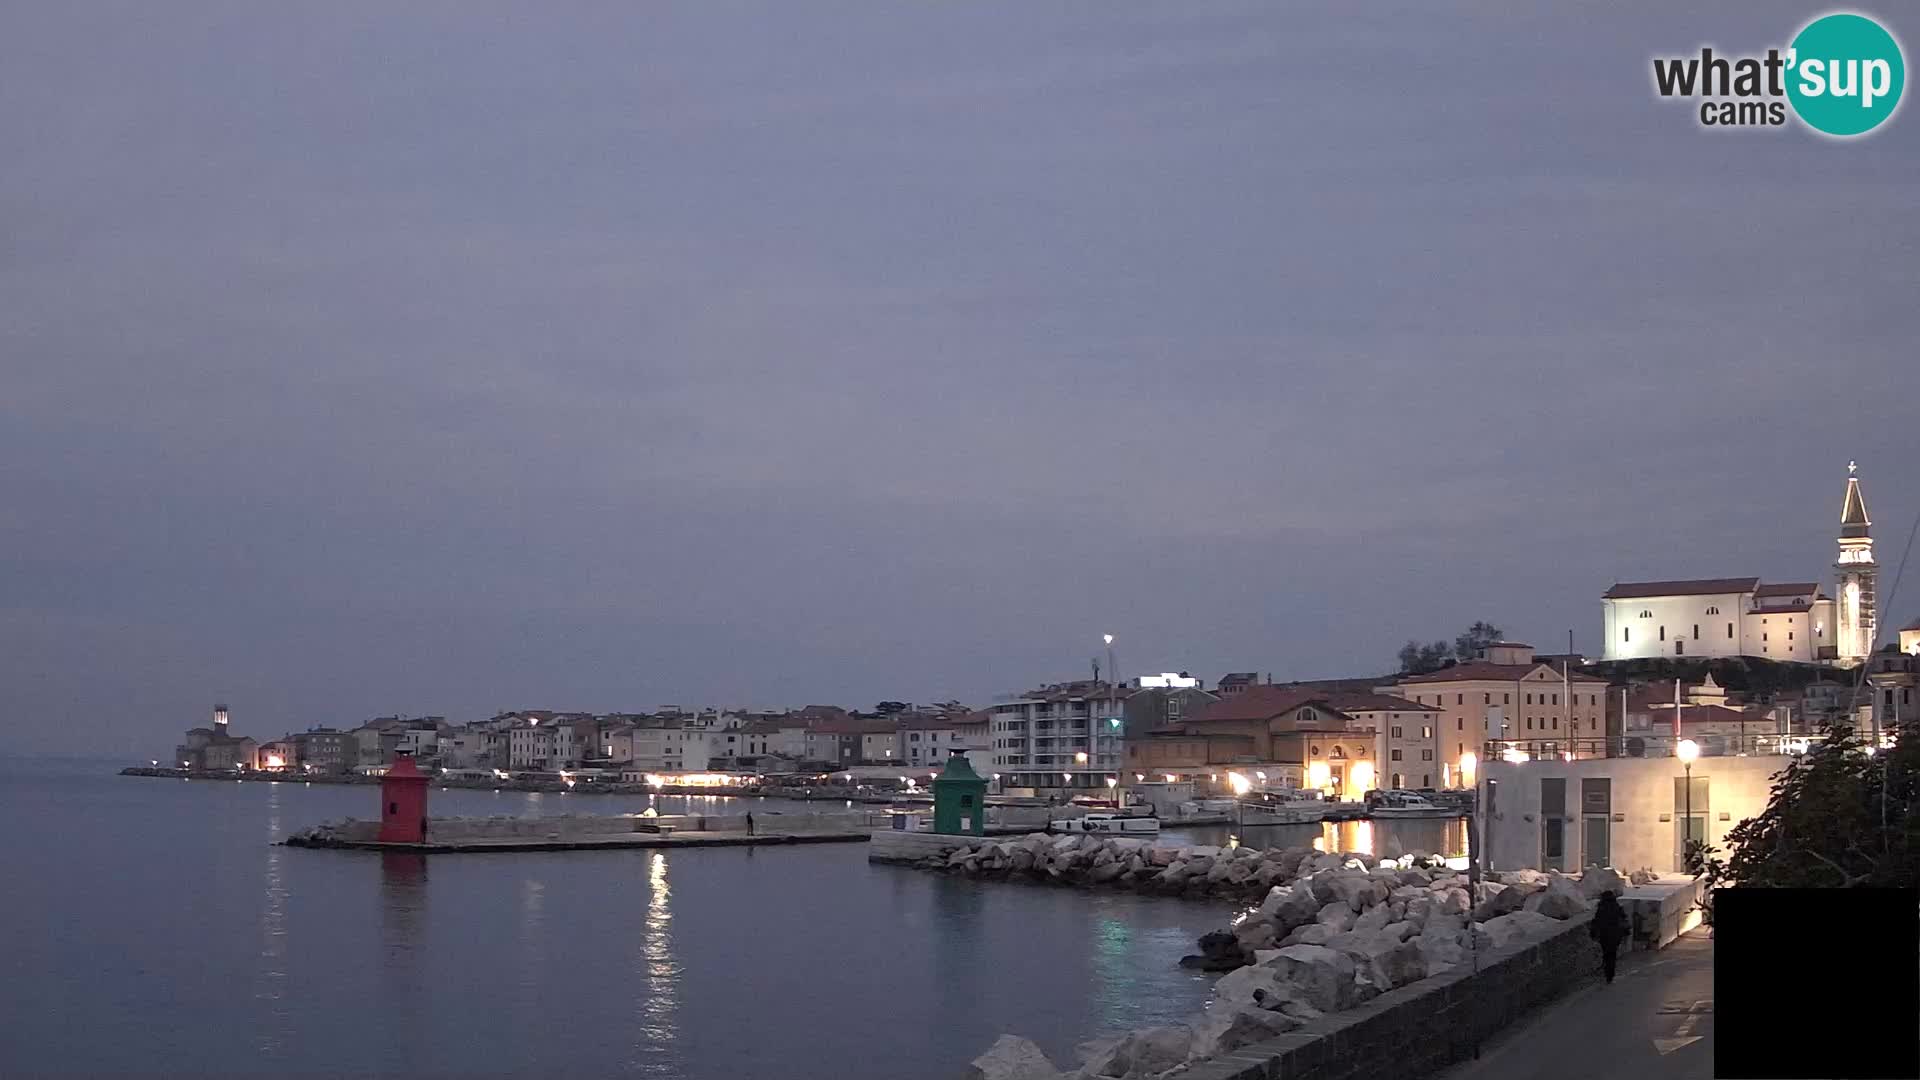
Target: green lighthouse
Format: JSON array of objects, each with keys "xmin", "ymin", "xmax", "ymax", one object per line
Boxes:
[{"xmin": 931, "ymin": 749, "xmax": 987, "ymax": 835}]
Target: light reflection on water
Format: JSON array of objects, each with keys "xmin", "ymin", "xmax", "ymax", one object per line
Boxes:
[
  {"xmin": 253, "ymin": 782, "xmax": 290, "ymax": 1054},
  {"xmin": 1169, "ymin": 817, "xmax": 1469, "ymax": 859},
  {"xmin": 634, "ymin": 852, "xmax": 679, "ymax": 1074}
]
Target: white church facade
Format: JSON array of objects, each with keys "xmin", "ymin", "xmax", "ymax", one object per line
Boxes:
[{"xmin": 1601, "ymin": 465, "xmax": 1876, "ymax": 666}]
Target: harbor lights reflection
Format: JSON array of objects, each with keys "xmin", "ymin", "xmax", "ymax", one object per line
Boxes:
[{"xmin": 636, "ymin": 852, "xmax": 679, "ymax": 1062}]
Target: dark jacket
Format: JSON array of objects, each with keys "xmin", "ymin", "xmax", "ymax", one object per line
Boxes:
[{"xmin": 1590, "ymin": 898, "xmax": 1628, "ymax": 946}]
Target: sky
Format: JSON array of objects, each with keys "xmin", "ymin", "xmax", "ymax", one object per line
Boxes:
[{"xmin": 3, "ymin": 3, "xmax": 1916, "ymax": 755}]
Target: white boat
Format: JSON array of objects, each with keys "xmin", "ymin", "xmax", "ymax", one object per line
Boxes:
[
  {"xmin": 1368, "ymin": 792, "xmax": 1455, "ymax": 819},
  {"xmin": 1234, "ymin": 799, "xmax": 1328, "ymax": 825},
  {"xmin": 1052, "ymin": 812, "xmax": 1161, "ymax": 835}
]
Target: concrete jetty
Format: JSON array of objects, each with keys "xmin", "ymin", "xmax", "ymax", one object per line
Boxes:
[
  {"xmin": 286, "ymin": 829, "xmax": 868, "ymax": 854},
  {"xmin": 285, "ymin": 811, "xmax": 871, "ymax": 854}
]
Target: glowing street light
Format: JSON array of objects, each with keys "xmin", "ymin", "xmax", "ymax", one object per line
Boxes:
[
  {"xmin": 1135, "ymin": 773, "xmax": 1146, "ymax": 782},
  {"xmin": 1074, "ymin": 751, "xmax": 1088, "ymax": 764},
  {"xmin": 1062, "ymin": 772, "xmax": 1073, "ymax": 782},
  {"xmin": 1459, "ymin": 751, "xmax": 1478, "ymax": 787},
  {"xmin": 1105, "ymin": 776, "xmax": 1117, "ymax": 789},
  {"xmin": 1226, "ymin": 772, "xmax": 1252, "ymax": 796}
]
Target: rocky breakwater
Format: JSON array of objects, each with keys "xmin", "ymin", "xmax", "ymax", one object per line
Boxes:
[
  {"xmin": 965, "ymin": 859, "xmax": 1628, "ymax": 1080},
  {"xmin": 909, "ymin": 834, "xmax": 1368, "ymax": 907}
]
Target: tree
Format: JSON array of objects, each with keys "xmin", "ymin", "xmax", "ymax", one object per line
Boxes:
[
  {"xmin": 1453, "ymin": 621, "xmax": 1505, "ymax": 661},
  {"xmin": 1693, "ymin": 718, "xmax": 1919, "ymax": 898},
  {"xmin": 1398, "ymin": 639, "xmax": 1454, "ymax": 675}
]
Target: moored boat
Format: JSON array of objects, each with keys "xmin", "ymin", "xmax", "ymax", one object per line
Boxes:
[{"xmin": 1050, "ymin": 812, "xmax": 1161, "ymax": 835}]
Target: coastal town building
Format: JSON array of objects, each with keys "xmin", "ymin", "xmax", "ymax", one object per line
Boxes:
[
  {"xmin": 1482, "ymin": 743, "xmax": 1788, "ymax": 875},
  {"xmin": 989, "ymin": 680, "xmax": 1126, "ymax": 793},
  {"xmin": 174, "ymin": 704, "xmax": 259, "ymax": 770},
  {"xmin": 1126, "ymin": 687, "xmax": 1380, "ymax": 797},
  {"xmin": 291, "ymin": 728, "xmax": 352, "ymax": 773},
  {"xmin": 1384, "ymin": 642, "xmax": 1610, "ymax": 788},
  {"xmin": 1599, "ymin": 463, "xmax": 1877, "ymax": 665}
]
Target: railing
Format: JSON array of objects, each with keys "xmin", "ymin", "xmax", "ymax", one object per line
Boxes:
[{"xmin": 1480, "ymin": 733, "xmax": 1823, "ymax": 761}]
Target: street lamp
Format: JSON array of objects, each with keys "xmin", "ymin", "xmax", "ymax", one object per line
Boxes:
[{"xmin": 1677, "ymin": 738, "xmax": 1700, "ymax": 869}]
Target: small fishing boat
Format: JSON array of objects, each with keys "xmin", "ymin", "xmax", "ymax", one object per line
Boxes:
[
  {"xmin": 1051, "ymin": 812, "xmax": 1162, "ymax": 835},
  {"xmin": 1368, "ymin": 791, "xmax": 1456, "ymax": 819}
]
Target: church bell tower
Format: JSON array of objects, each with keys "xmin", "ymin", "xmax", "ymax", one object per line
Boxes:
[{"xmin": 1835, "ymin": 461, "xmax": 1876, "ymax": 663}]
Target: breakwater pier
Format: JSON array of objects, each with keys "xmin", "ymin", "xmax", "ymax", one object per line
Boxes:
[{"xmin": 286, "ymin": 811, "xmax": 872, "ymax": 853}]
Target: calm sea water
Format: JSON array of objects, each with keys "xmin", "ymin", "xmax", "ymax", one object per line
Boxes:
[
  {"xmin": 0, "ymin": 758, "xmax": 1470, "ymax": 1078},
  {"xmin": 0, "ymin": 757, "xmax": 1238, "ymax": 1079}
]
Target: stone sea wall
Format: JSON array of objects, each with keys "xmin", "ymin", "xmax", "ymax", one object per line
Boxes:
[{"xmin": 957, "ymin": 836, "xmax": 1629, "ymax": 1080}]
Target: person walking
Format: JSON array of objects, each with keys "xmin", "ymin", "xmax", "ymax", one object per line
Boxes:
[
  {"xmin": 745, "ymin": 812, "xmax": 755, "ymax": 836},
  {"xmin": 1590, "ymin": 890, "xmax": 1628, "ymax": 983}
]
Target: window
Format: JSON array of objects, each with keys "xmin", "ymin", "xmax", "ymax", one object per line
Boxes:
[
  {"xmin": 1624, "ymin": 628, "xmax": 1631, "ymax": 643},
  {"xmin": 1456, "ymin": 693, "xmax": 1463, "ymax": 705},
  {"xmin": 1391, "ymin": 749, "xmax": 1403, "ymax": 761},
  {"xmin": 1659, "ymin": 626, "xmax": 1666, "ymax": 641},
  {"xmin": 1421, "ymin": 725, "xmax": 1433, "ymax": 738},
  {"xmin": 1551, "ymin": 694, "xmax": 1558, "ymax": 705},
  {"xmin": 1706, "ymin": 606, "xmax": 1719, "ymax": 615},
  {"xmin": 1526, "ymin": 718, "xmax": 1534, "ymax": 730},
  {"xmin": 1693, "ymin": 624, "xmax": 1699, "ymax": 639},
  {"xmin": 1457, "ymin": 717, "xmax": 1463, "ymax": 730},
  {"xmin": 1391, "ymin": 726, "xmax": 1403, "ymax": 738},
  {"xmin": 1422, "ymin": 774, "xmax": 1432, "ymax": 787},
  {"xmin": 1640, "ymin": 610, "xmax": 1653, "ymax": 618},
  {"xmin": 1727, "ymin": 623, "xmax": 1734, "ymax": 638},
  {"xmin": 1552, "ymin": 718, "xmax": 1559, "ymax": 730},
  {"xmin": 1484, "ymin": 693, "xmax": 1491, "ymax": 705},
  {"xmin": 1789, "ymin": 631, "xmax": 1794, "ymax": 641},
  {"xmin": 1526, "ymin": 693, "xmax": 1533, "ymax": 705},
  {"xmin": 1504, "ymin": 694, "xmax": 1511, "ymax": 704},
  {"xmin": 1421, "ymin": 750, "xmax": 1434, "ymax": 761},
  {"xmin": 1762, "ymin": 632, "xmax": 1768, "ymax": 642}
]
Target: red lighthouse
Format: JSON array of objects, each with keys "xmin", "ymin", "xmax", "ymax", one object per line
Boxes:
[{"xmin": 377, "ymin": 753, "xmax": 430, "ymax": 844}]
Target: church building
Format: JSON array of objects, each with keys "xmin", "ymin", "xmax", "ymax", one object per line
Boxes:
[{"xmin": 1600, "ymin": 464, "xmax": 1876, "ymax": 666}]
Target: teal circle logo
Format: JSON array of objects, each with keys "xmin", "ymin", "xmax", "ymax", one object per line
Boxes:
[{"xmin": 1787, "ymin": 13, "xmax": 1905, "ymax": 136}]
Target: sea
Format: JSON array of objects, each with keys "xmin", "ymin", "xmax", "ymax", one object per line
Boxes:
[{"xmin": 0, "ymin": 756, "xmax": 1465, "ymax": 1078}]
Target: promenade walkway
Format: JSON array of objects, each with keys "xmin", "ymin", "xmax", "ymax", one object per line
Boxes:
[{"xmin": 1439, "ymin": 928, "xmax": 1713, "ymax": 1080}]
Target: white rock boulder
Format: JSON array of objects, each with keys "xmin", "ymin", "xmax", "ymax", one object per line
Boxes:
[
  {"xmin": 1480, "ymin": 910, "xmax": 1565, "ymax": 949},
  {"xmin": 968, "ymin": 1035, "xmax": 1066, "ymax": 1080}
]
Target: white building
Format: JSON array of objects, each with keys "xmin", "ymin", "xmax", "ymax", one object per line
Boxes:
[
  {"xmin": 1482, "ymin": 750, "xmax": 1787, "ymax": 875},
  {"xmin": 1601, "ymin": 577, "xmax": 1835, "ymax": 663},
  {"xmin": 1600, "ymin": 464, "xmax": 1876, "ymax": 665},
  {"xmin": 990, "ymin": 681, "xmax": 1126, "ymax": 793}
]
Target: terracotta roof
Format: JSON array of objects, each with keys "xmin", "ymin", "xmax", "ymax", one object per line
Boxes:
[
  {"xmin": 1603, "ymin": 578, "xmax": 1759, "ymax": 599},
  {"xmin": 1754, "ymin": 582, "xmax": 1820, "ymax": 597},
  {"xmin": 1182, "ymin": 686, "xmax": 1326, "ymax": 723},
  {"xmin": 1320, "ymin": 691, "xmax": 1441, "ymax": 713},
  {"xmin": 1397, "ymin": 661, "xmax": 1609, "ymax": 684}
]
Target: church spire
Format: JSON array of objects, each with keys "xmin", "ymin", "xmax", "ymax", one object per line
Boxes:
[
  {"xmin": 1835, "ymin": 461, "xmax": 1877, "ymax": 663},
  {"xmin": 1840, "ymin": 460, "xmax": 1871, "ymax": 537}
]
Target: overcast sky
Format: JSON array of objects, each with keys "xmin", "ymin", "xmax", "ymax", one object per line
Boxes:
[{"xmin": 4, "ymin": 3, "xmax": 1915, "ymax": 755}]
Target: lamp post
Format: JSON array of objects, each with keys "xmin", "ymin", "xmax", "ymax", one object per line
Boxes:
[{"xmin": 1677, "ymin": 738, "xmax": 1699, "ymax": 870}]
